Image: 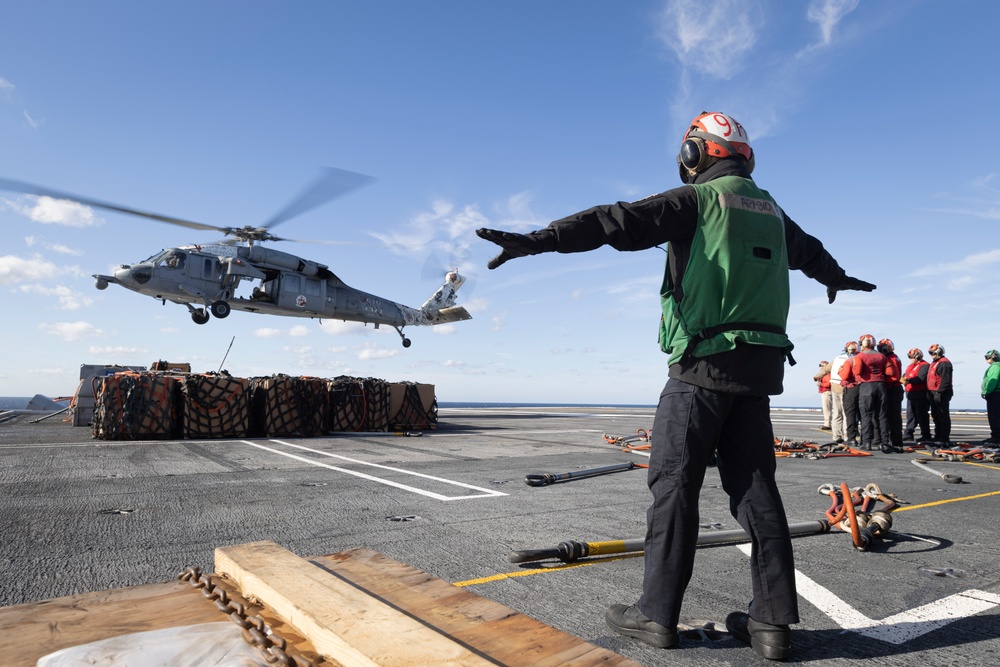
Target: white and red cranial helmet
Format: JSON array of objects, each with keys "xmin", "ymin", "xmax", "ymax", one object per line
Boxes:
[
  {"xmin": 677, "ymin": 112, "xmax": 755, "ymax": 182},
  {"xmin": 684, "ymin": 112, "xmax": 753, "ymax": 161}
]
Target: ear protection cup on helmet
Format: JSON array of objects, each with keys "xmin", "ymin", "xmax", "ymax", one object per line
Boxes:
[
  {"xmin": 676, "ymin": 130, "xmax": 755, "ymax": 177},
  {"xmin": 679, "ymin": 136, "xmax": 709, "ymax": 171}
]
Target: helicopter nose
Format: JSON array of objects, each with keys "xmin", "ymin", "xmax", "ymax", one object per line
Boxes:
[{"xmin": 116, "ymin": 263, "xmax": 153, "ymax": 285}]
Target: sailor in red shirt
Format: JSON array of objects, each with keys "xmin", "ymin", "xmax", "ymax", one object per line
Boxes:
[
  {"xmin": 903, "ymin": 348, "xmax": 931, "ymax": 441},
  {"xmin": 879, "ymin": 338, "xmax": 904, "ymax": 452},
  {"xmin": 838, "ymin": 341, "xmax": 861, "ymax": 444},
  {"xmin": 814, "ymin": 360, "xmax": 832, "ymax": 430},
  {"xmin": 851, "ymin": 334, "xmax": 889, "ymax": 451},
  {"xmin": 927, "ymin": 343, "xmax": 954, "ymax": 443}
]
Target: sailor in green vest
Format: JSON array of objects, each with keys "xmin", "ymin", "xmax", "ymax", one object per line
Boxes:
[{"xmin": 477, "ymin": 111, "xmax": 875, "ymax": 661}]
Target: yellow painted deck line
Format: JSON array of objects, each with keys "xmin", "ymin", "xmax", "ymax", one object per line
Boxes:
[{"xmin": 453, "ymin": 554, "xmax": 640, "ymax": 587}]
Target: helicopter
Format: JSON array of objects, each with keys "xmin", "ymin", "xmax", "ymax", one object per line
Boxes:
[{"xmin": 0, "ymin": 170, "xmax": 471, "ymax": 347}]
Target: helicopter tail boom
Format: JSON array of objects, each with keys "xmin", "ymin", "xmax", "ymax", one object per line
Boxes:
[{"xmin": 398, "ymin": 271, "xmax": 472, "ymax": 327}]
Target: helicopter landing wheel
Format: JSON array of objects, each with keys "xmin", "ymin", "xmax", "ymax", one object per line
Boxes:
[
  {"xmin": 211, "ymin": 300, "xmax": 231, "ymax": 319},
  {"xmin": 191, "ymin": 308, "xmax": 210, "ymax": 325},
  {"xmin": 394, "ymin": 325, "xmax": 411, "ymax": 348}
]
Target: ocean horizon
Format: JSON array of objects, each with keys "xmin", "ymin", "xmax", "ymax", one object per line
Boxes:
[{"xmin": 1, "ymin": 396, "xmax": 987, "ymax": 414}]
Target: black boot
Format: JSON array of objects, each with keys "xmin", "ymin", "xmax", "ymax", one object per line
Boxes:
[
  {"xmin": 726, "ymin": 611, "xmax": 791, "ymax": 661},
  {"xmin": 606, "ymin": 604, "xmax": 678, "ymax": 649}
]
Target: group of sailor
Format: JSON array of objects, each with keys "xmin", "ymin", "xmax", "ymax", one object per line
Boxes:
[{"xmin": 812, "ymin": 337, "xmax": 981, "ymax": 452}]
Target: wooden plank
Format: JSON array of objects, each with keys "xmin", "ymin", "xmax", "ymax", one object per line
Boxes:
[
  {"xmin": 313, "ymin": 549, "xmax": 644, "ymax": 667},
  {"xmin": 0, "ymin": 580, "xmax": 223, "ymax": 666},
  {"xmin": 215, "ymin": 540, "xmax": 497, "ymax": 667}
]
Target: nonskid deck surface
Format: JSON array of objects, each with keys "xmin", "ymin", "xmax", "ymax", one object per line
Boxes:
[{"xmin": 1, "ymin": 407, "xmax": 997, "ymax": 666}]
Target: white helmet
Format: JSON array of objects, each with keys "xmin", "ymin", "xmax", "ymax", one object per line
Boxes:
[{"xmin": 677, "ymin": 111, "xmax": 755, "ymax": 182}]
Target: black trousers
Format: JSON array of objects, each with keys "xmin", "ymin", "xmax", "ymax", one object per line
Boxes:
[
  {"xmin": 858, "ymin": 382, "xmax": 888, "ymax": 449},
  {"xmin": 930, "ymin": 390, "xmax": 953, "ymax": 442},
  {"xmin": 638, "ymin": 379, "xmax": 798, "ymax": 629},
  {"xmin": 987, "ymin": 392, "xmax": 1000, "ymax": 441},
  {"xmin": 905, "ymin": 390, "xmax": 931, "ymax": 439},
  {"xmin": 843, "ymin": 384, "xmax": 860, "ymax": 440},
  {"xmin": 885, "ymin": 383, "xmax": 904, "ymax": 447}
]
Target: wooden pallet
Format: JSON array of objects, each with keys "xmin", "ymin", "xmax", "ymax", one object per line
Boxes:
[{"xmin": 0, "ymin": 541, "xmax": 642, "ymax": 667}]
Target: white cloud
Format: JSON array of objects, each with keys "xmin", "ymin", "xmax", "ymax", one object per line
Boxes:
[
  {"xmin": 492, "ymin": 191, "xmax": 546, "ymax": 230},
  {"xmin": 0, "ymin": 254, "xmax": 61, "ymax": 285},
  {"xmin": 18, "ymin": 284, "xmax": 94, "ymax": 310},
  {"xmin": 7, "ymin": 195, "xmax": 102, "ymax": 227},
  {"xmin": 431, "ymin": 324, "xmax": 456, "ymax": 335},
  {"xmin": 357, "ymin": 344, "xmax": 398, "ymax": 360},
  {"xmin": 908, "ymin": 248, "xmax": 1000, "ymax": 277},
  {"xmin": 23, "ymin": 110, "xmax": 40, "ymax": 129},
  {"xmin": 317, "ymin": 320, "xmax": 370, "ymax": 336},
  {"xmin": 946, "ymin": 275, "xmax": 976, "ymax": 291},
  {"xmin": 371, "ymin": 197, "xmax": 487, "ymax": 264},
  {"xmin": 807, "ymin": 0, "xmax": 860, "ymax": 46},
  {"xmin": 289, "ymin": 325, "xmax": 310, "ymax": 337},
  {"xmin": 462, "ymin": 296, "xmax": 489, "ymax": 314},
  {"xmin": 370, "ymin": 193, "xmax": 543, "ymax": 277},
  {"xmin": 657, "ymin": 0, "xmax": 762, "ymax": 79},
  {"xmin": 0, "ymin": 77, "xmax": 13, "ymax": 91},
  {"xmin": 25, "ymin": 236, "xmax": 83, "ymax": 256},
  {"xmin": 38, "ymin": 321, "xmax": 105, "ymax": 342},
  {"xmin": 253, "ymin": 327, "xmax": 284, "ymax": 339}
]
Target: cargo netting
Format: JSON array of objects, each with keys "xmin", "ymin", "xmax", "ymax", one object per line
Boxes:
[
  {"xmin": 389, "ymin": 381, "xmax": 438, "ymax": 431},
  {"xmin": 250, "ymin": 375, "xmax": 329, "ymax": 438},
  {"xmin": 90, "ymin": 371, "xmax": 434, "ymax": 440},
  {"xmin": 181, "ymin": 373, "xmax": 251, "ymax": 438},
  {"xmin": 92, "ymin": 372, "xmax": 182, "ymax": 440},
  {"xmin": 328, "ymin": 376, "xmax": 390, "ymax": 432}
]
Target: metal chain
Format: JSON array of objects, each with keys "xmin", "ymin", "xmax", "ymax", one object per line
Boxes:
[{"xmin": 178, "ymin": 566, "xmax": 316, "ymax": 667}]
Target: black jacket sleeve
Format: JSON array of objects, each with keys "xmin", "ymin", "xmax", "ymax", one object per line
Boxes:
[
  {"xmin": 543, "ymin": 187, "xmax": 700, "ymax": 253},
  {"xmin": 783, "ymin": 214, "xmax": 849, "ymax": 287}
]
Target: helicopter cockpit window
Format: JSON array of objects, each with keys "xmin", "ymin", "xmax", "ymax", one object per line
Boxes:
[{"xmin": 159, "ymin": 251, "xmax": 187, "ymax": 269}]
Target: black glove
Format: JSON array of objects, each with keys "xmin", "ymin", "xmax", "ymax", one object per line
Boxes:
[
  {"xmin": 476, "ymin": 228, "xmax": 556, "ymax": 270},
  {"xmin": 827, "ymin": 276, "xmax": 876, "ymax": 304}
]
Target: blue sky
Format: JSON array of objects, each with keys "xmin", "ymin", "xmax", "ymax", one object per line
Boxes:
[{"xmin": 2, "ymin": 1, "xmax": 998, "ymax": 410}]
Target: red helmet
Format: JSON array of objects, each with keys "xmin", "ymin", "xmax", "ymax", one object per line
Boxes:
[
  {"xmin": 677, "ymin": 112, "xmax": 754, "ymax": 181},
  {"xmin": 907, "ymin": 348, "xmax": 923, "ymax": 360},
  {"xmin": 859, "ymin": 334, "xmax": 875, "ymax": 349},
  {"xmin": 845, "ymin": 341, "xmax": 859, "ymax": 354},
  {"xmin": 878, "ymin": 338, "xmax": 894, "ymax": 352},
  {"xmin": 928, "ymin": 343, "xmax": 945, "ymax": 357}
]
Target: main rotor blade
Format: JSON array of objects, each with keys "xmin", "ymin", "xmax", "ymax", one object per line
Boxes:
[
  {"xmin": 260, "ymin": 167, "xmax": 374, "ymax": 230},
  {"xmin": 0, "ymin": 178, "xmax": 224, "ymax": 233}
]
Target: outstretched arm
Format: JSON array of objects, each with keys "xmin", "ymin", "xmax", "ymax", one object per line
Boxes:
[
  {"xmin": 477, "ymin": 188, "xmax": 699, "ymax": 270},
  {"xmin": 783, "ymin": 215, "xmax": 876, "ymax": 303}
]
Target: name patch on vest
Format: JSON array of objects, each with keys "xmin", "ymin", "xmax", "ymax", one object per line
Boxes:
[{"xmin": 717, "ymin": 193, "xmax": 782, "ymax": 219}]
